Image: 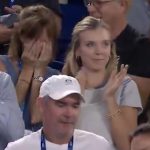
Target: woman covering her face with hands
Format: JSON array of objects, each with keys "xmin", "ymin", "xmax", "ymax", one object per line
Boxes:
[
  {"xmin": 0, "ymin": 5, "xmax": 59, "ymax": 131},
  {"xmin": 62, "ymin": 16, "xmax": 142, "ymax": 150}
]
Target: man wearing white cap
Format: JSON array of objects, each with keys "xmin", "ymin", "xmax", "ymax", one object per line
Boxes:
[{"xmin": 5, "ymin": 75, "xmax": 111, "ymax": 150}]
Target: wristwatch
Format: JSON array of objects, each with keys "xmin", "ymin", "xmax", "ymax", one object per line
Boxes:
[{"xmin": 33, "ymin": 76, "xmax": 44, "ymax": 82}]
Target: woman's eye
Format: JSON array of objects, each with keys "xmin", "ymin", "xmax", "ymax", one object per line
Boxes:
[
  {"xmin": 103, "ymin": 41, "xmax": 111, "ymax": 47},
  {"xmin": 86, "ymin": 42, "xmax": 95, "ymax": 47}
]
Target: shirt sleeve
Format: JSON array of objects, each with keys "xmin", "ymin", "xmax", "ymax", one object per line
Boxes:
[
  {"xmin": 116, "ymin": 76, "xmax": 142, "ymax": 113},
  {"xmin": 0, "ymin": 72, "xmax": 24, "ymax": 144}
]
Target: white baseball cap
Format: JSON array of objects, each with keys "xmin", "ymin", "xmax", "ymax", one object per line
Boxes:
[{"xmin": 39, "ymin": 75, "xmax": 84, "ymax": 101}]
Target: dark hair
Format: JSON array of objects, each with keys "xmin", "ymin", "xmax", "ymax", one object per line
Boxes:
[{"xmin": 130, "ymin": 123, "xmax": 150, "ymax": 141}]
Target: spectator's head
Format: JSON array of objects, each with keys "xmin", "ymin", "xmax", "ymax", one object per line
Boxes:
[
  {"xmin": 63, "ymin": 16, "xmax": 117, "ymax": 76},
  {"xmin": 37, "ymin": 75, "xmax": 84, "ymax": 143},
  {"xmin": 84, "ymin": 0, "xmax": 131, "ymax": 28},
  {"xmin": 20, "ymin": 0, "xmax": 62, "ymax": 34},
  {"xmin": 130, "ymin": 123, "xmax": 150, "ymax": 150},
  {"xmin": 8, "ymin": 5, "xmax": 58, "ymax": 60},
  {"xmin": 37, "ymin": 0, "xmax": 62, "ymax": 34}
]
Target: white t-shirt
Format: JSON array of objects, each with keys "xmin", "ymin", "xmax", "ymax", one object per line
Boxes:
[
  {"xmin": 76, "ymin": 76, "xmax": 142, "ymax": 150},
  {"xmin": 5, "ymin": 129, "xmax": 111, "ymax": 150}
]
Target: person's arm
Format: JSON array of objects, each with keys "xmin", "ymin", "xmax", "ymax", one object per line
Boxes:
[
  {"xmin": 0, "ymin": 72, "xmax": 24, "ymax": 143},
  {"xmin": 4, "ymin": 5, "xmax": 22, "ymax": 14},
  {"xmin": 0, "ymin": 59, "xmax": 6, "ymax": 72},
  {"xmin": 104, "ymin": 66, "xmax": 141, "ymax": 150},
  {"xmin": 130, "ymin": 75, "xmax": 150, "ymax": 107},
  {"xmin": 15, "ymin": 65, "xmax": 34, "ymax": 105},
  {"xmin": 29, "ymin": 67, "xmax": 46, "ymax": 124},
  {"xmin": 0, "ymin": 24, "xmax": 12, "ymax": 43},
  {"xmin": 29, "ymin": 41, "xmax": 53, "ymax": 124},
  {"xmin": 0, "ymin": 55, "xmax": 34, "ymax": 106},
  {"xmin": 105, "ymin": 98, "xmax": 137, "ymax": 150},
  {"xmin": 128, "ymin": 38, "xmax": 150, "ymax": 107},
  {"xmin": 15, "ymin": 40, "xmax": 41, "ymax": 105}
]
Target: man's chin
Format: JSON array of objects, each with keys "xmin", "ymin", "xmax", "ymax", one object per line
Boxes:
[{"xmin": 59, "ymin": 128, "xmax": 74, "ymax": 138}]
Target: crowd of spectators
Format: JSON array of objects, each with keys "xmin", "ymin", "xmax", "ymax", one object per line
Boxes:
[{"xmin": 0, "ymin": 0, "xmax": 150, "ymax": 150}]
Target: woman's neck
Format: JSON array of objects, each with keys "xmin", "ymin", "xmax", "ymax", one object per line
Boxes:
[{"xmin": 85, "ymin": 69, "xmax": 107, "ymax": 89}]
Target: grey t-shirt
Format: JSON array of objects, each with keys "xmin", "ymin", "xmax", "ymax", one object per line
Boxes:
[
  {"xmin": 0, "ymin": 72, "xmax": 24, "ymax": 150},
  {"xmin": 76, "ymin": 76, "xmax": 142, "ymax": 150}
]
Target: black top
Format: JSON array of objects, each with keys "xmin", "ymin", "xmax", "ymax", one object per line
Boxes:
[{"xmin": 115, "ymin": 25, "xmax": 150, "ymax": 78}]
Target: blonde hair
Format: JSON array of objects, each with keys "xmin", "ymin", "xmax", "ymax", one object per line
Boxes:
[
  {"xmin": 62, "ymin": 16, "xmax": 117, "ymax": 77},
  {"xmin": 8, "ymin": 5, "xmax": 58, "ymax": 59}
]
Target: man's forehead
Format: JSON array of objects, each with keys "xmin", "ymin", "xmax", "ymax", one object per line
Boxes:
[{"xmin": 59, "ymin": 94, "xmax": 82, "ymax": 101}]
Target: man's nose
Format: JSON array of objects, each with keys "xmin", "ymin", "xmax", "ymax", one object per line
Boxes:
[{"xmin": 64, "ymin": 106, "xmax": 75, "ymax": 117}]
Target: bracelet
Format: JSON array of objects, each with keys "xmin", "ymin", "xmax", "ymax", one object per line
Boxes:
[
  {"xmin": 19, "ymin": 79, "xmax": 30, "ymax": 84},
  {"xmin": 33, "ymin": 76, "xmax": 44, "ymax": 82},
  {"xmin": 107, "ymin": 109, "xmax": 121, "ymax": 119}
]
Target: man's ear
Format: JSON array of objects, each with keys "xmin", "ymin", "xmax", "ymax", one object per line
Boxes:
[{"xmin": 119, "ymin": 0, "xmax": 129, "ymax": 13}]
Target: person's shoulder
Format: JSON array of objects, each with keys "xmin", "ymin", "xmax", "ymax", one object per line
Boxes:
[
  {"xmin": 122, "ymin": 76, "xmax": 132, "ymax": 84},
  {"xmin": 117, "ymin": 75, "xmax": 140, "ymax": 95},
  {"xmin": 46, "ymin": 66, "xmax": 60, "ymax": 76},
  {"xmin": 0, "ymin": 71, "xmax": 9, "ymax": 79},
  {"xmin": 121, "ymin": 25, "xmax": 149, "ymax": 44},
  {"xmin": 5, "ymin": 130, "xmax": 41, "ymax": 149},
  {"xmin": 127, "ymin": 25, "xmax": 150, "ymax": 48},
  {"xmin": 120, "ymin": 76, "xmax": 138, "ymax": 88},
  {"xmin": 0, "ymin": 71, "xmax": 11, "ymax": 85},
  {"xmin": 74, "ymin": 129, "xmax": 109, "ymax": 145}
]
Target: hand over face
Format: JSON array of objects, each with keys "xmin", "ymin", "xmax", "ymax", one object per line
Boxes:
[
  {"xmin": 22, "ymin": 40, "xmax": 52, "ymax": 68},
  {"xmin": 36, "ymin": 41, "xmax": 53, "ymax": 68},
  {"xmin": 4, "ymin": 5, "xmax": 23, "ymax": 14}
]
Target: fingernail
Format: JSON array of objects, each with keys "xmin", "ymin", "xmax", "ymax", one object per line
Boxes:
[
  {"xmin": 121, "ymin": 64, "xmax": 124, "ymax": 67},
  {"xmin": 125, "ymin": 64, "xmax": 128, "ymax": 68}
]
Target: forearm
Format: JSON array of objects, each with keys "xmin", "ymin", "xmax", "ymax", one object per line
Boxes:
[
  {"xmin": 29, "ymin": 67, "xmax": 46, "ymax": 124},
  {"xmin": 130, "ymin": 75, "xmax": 150, "ymax": 107},
  {"xmin": 16, "ymin": 65, "xmax": 34, "ymax": 105},
  {"xmin": 0, "ymin": 25, "xmax": 12, "ymax": 43},
  {"xmin": 106, "ymin": 97, "xmax": 134, "ymax": 150}
]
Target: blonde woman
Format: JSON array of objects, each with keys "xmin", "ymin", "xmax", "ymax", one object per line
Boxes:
[{"xmin": 62, "ymin": 16, "xmax": 142, "ymax": 150}]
